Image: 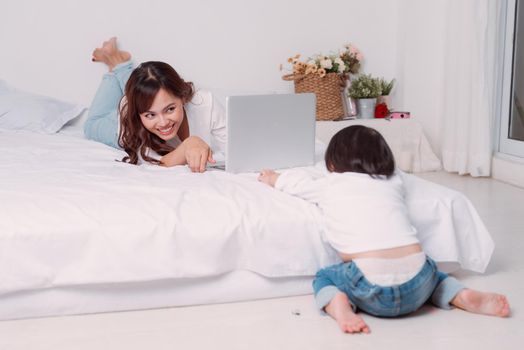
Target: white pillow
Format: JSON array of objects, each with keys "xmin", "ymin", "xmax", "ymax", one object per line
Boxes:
[{"xmin": 0, "ymin": 80, "xmax": 85, "ymax": 134}]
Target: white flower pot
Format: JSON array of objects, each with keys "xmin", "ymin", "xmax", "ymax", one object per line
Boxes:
[{"xmin": 356, "ymin": 98, "xmax": 377, "ymax": 119}]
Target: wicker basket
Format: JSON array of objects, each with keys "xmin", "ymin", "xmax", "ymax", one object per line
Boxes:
[{"xmin": 282, "ymin": 72, "xmax": 347, "ymax": 121}]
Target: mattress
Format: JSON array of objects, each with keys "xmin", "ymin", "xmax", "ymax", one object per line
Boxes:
[
  {"xmin": 0, "ymin": 271, "xmax": 313, "ymax": 320},
  {"xmin": 0, "ymin": 124, "xmax": 494, "ymax": 320}
]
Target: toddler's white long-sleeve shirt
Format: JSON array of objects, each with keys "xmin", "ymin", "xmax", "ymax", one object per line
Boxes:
[{"xmin": 274, "ymin": 169, "xmax": 418, "ymax": 255}]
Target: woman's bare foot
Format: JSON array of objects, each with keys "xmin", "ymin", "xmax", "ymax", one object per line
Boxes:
[
  {"xmin": 451, "ymin": 289, "xmax": 510, "ymax": 317},
  {"xmin": 91, "ymin": 37, "xmax": 131, "ymax": 71},
  {"xmin": 324, "ymin": 292, "xmax": 370, "ymax": 334}
]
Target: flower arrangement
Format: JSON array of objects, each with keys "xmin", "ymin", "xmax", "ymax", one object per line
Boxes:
[
  {"xmin": 348, "ymin": 74, "xmax": 382, "ymax": 99},
  {"xmin": 379, "ymin": 78, "xmax": 395, "ymax": 96},
  {"xmin": 281, "ymin": 43, "xmax": 363, "ymax": 78}
]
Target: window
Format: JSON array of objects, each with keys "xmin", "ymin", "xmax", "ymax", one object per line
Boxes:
[{"xmin": 500, "ymin": 0, "xmax": 524, "ymax": 157}]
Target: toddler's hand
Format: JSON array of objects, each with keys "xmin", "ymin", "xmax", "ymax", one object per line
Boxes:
[{"xmin": 258, "ymin": 169, "xmax": 279, "ymax": 187}]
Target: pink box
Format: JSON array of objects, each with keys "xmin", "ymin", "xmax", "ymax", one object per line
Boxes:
[{"xmin": 389, "ymin": 111, "xmax": 410, "ymax": 119}]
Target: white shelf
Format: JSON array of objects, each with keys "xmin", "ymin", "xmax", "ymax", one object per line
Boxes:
[{"xmin": 315, "ymin": 119, "xmax": 441, "ymax": 173}]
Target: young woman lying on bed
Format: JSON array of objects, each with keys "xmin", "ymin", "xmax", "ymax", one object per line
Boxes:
[{"xmin": 85, "ymin": 37, "xmax": 226, "ymax": 172}]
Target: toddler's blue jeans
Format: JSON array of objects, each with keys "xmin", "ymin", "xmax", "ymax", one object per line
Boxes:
[{"xmin": 313, "ymin": 257, "xmax": 464, "ymax": 317}]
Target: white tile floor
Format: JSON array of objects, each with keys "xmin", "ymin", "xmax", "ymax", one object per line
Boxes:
[{"xmin": 1, "ymin": 172, "xmax": 523, "ymax": 350}]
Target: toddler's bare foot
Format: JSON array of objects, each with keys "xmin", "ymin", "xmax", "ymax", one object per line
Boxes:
[
  {"xmin": 324, "ymin": 292, "xmax": 370, "ymax": 334},
  {"xmin": 452, "ymin": 289, "xmax": 510, "ymax": 317},
  {"xmin": 91, "ymin": 37, "xmax": 131, "ymax": 71}
]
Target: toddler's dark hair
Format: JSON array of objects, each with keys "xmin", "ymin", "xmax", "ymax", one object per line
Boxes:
[{"xmin": 325, "ymin": 125, "xmax": 395, "ymax": 178}]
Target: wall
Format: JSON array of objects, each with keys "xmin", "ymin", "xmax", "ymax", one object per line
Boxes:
[
  {"xmin": 1, "ymin": 0, "xmax": 399, "ymax": 103},
  {"xmin": 1, "ymin": 0, "xmax": 468, "ymax": 156},
  {"xmin": 493, "ymin": 154, "xmax": 524, "ymax": 188},
  {"xmin": 394, "ymin": 0, "xmax": 448, "ymax": 157}
]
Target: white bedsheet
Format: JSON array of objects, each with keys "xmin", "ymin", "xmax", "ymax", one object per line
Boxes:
[{"xmin": 0, "ymin": 129, "xmax": 493, "ymax": 298}]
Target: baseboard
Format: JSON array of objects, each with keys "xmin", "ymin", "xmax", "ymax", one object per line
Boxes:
[{"xmin": 492, "ymin": 153, "xmax": 524, "ymax": 188}]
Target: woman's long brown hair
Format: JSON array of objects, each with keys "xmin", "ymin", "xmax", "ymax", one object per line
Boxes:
[{"xmin": 118, "ymin": 61, "xmax": 194, "ymax": 164}]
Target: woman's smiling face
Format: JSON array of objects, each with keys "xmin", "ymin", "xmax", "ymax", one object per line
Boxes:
[{"xmin": 139, "ymin": 88, "xmax": 185, "ymax": 140}]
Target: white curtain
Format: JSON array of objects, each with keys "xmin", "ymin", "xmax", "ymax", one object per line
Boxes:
[
  {"xmin": 440, "ymin": 0, "xmax": 503, "ymax": 176},
  {"xmin": 396, "ymin": 0, "xmax": 503, "ymax": 177}
]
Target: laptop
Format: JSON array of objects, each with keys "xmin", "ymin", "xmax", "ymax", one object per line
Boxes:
[{"xmin": 209, "ymin": 93, "xmax": 316, "ymax": 173}]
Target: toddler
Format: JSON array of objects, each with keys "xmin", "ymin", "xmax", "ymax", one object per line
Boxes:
[{"xmin": 258, "ymin": 125, "xmax": 510, "ymax": 334}]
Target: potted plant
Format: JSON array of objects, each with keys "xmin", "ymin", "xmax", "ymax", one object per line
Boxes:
[
  {"xmin": 377, "ymin": 78, "xmax": 395, "ymax": 108},
  {"xmin": 348, "ymin": 74, "xmax": 382, "ymax": 119}
]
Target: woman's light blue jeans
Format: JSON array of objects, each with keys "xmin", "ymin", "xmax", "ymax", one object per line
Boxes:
[
  {"xmin": 313, "ymin": 257, "xmax": 465, "ymax": 317},
  {"xmin": 83, "ymin": 61, "xmax": 134, "ymax": 148}
]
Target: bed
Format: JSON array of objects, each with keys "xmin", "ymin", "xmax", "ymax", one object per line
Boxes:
[
  {"xmin": 0, "ymin": 82, "xmax": 494, "ymax": 320},
  {"xmin": 0, "ymin": 119, "xmax": 494, "ymax": 321}
]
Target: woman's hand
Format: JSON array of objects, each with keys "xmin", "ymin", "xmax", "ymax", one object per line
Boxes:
[
  {"xmin": 258, "ymin": 169, "xmax": 280, "ymax": 187},
  {"xmin": 182, "ymin": 136, "xmax": 214, "ymax": 172},
  {"xmin": 160, "ymin": 136, "xmax": 214, "ymax": 172}
]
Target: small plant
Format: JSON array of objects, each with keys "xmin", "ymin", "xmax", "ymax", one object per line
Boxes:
[
  {"xmin": 379, "ymin": 78, "xmax": 395, "ymax": 96},
  {"xmin": 348, "ymin": 74, "xmax": 382, "ymax": 99}
]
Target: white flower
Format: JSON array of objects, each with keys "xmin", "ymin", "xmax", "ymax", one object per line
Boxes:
[
  {"xmin": 334, "ymin": 57, "xmax": 345, "ymax": 73},
  {"xmin": 307, "ymin": 59, "xmax": 316, "ymax": 66},
  {"xmin": 320, "ymin": 58, "xmax": 333, "ymax": 69}
]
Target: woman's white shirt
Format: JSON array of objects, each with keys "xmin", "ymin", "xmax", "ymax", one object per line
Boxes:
[{"xmin": 184, "ymin": 89, "xmax": 227, "ymax": 157}]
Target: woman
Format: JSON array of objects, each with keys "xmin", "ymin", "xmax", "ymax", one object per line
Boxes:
[{"xmin": 84, "ymin": 37, "xmax": 226, "ymax": 172}]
